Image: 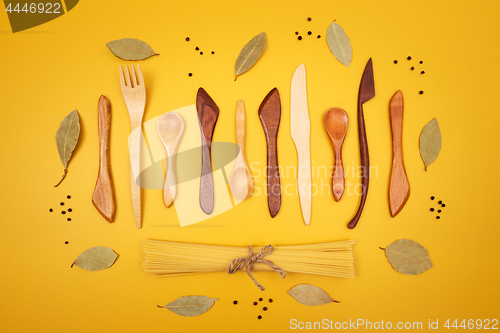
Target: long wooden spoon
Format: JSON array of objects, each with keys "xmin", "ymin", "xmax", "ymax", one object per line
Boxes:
[
  {"xmin": 230, "ymin": 100, "xmax": 253, "ymax": 200},
  {"xmin": 258, "ymin": 88, "xmax": 281, "ymax": 218},
  {"xmin": 389, "ymin": 90, "xmax": 410, "ymax": 217},
  {"xmin": 92, "ymin": 95, "xmax": 115, "ymax": 222},
  {"xmin": 324, "ymin": 107, "xmax": 348, "ymax": 202},
  {"xmin": 157, "ymin": 112, "xmax": 184, "ymax": 208},
  {"xmin": 196, "ymin": 88, "xmax": 219, "ymax": 215}
]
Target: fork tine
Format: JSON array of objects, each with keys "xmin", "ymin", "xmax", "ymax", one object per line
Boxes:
[
  {"xmin": 125, "ymin": 65, "xmax": 134, "ymax": 88},
  {"xmin": 130, "ymin": 64, "xmax": 138, "ymax": 87},
  {"xmin": 119, "ymin": 65, "xmax": 127, "ymax": 89},
  {"xmin": 135, "ymin": 64, "xmax": 143, "ymax": 86}
]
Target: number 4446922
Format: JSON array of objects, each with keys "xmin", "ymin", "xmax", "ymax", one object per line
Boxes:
[
  {"xmin": 444, "ymin": 319, "xmax": 498, "ymax": 329},
  {"xmin": 5, "ymin": 3, "xmax": 61, "ymax": 14}
]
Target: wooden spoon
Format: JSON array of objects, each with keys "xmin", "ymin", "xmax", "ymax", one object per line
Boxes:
[
  {"xmin": 258, "ymin": 88, "xmax": 281, "ymax": 218},
  {"xmin": 157, "ymin": 112, "xmax": 184, "ymax": 207},
  {"xmin": 230, "ymin": 100, "xmax": 253, "ymax": 200},
  {"xmin": 92, "ymin": 95, "xmax": 115, "ymax": 222},
  {"xmin": 196, "ymin": 88, "xmax": 219, "ymax": 215},
  {"xmin": 389, "ymin": 90, "xmax": 410, "ymax": 217},
  {"xmin": 324, "ymin": 107, "xmax": 348, "ymax": 202}
]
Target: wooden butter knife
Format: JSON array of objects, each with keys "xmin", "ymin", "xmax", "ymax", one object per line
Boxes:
[
  {"xmin": 389, "ymin": 90, "xmax": 410, "ymax": 217},
  {"xmin": 92, "ymin": 95, "xmax": 115, "ymax": 222},
  {"xmin": 258, "ymin": 88, "xmax": 281, "ymax": 218},
  {"xmin": 196, "ymin": 88, "xmax": 219, "ymax": 215},
  {"xmin": 348, "ymin": 58, "xmax": 375, "ymax": 230},
  {"xmin": 290, "ymin": 64, "xmax": 312, "ymax": 225}
]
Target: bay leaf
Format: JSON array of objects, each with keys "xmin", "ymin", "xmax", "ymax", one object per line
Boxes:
[
  {"xmin": 383, "ymin": 239, "xmax": 433, "ymax": 275},
  {"xmin": 71, "ymin": 246, "xmax": 118, "ymax": 271},
  {"xmin": 287, "ymin": 284, "xmax": 339, "ymax": 306},
  {"xmin": 54, "ymin": 110, "xmax": 80, "ymax": 187},
  {"xmin": 234, "ymin": 32, "xmax": 266, "ymax": 80},
  {"xmin": 158, "ymin": 295, "xmax": 218, "ymax": 317},
  {"xmin": 419, "ymin": 118, "xmax": 441, "ymax": 171},
  {"xmin": 326, "ymin": 20, "xmax": 352, "ymax": 67},
  {"xmin": 106, "ymin": 38, "xmax": 159, "ymax": 61}
]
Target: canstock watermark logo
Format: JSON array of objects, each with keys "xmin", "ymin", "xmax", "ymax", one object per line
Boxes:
[{"xmin": 4, "ymin": 0, "xmax": 79, "ymax": 32}]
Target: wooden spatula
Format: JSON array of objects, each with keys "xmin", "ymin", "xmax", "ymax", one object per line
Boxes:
[
  {"xmin": 324, "ymin": 107, "xmax": 348, "ymax": 202},
  {"xmin": 196, "ymin": 88, "xmax": 219, "ymax": 215},
  {"xmin": 157, "ymin": 112, "xmax": 184, "ymax": 208},
  {"xmin": 258, "ymin": 88, "xmax": 281, "ymax": 218},
  {"xmin": 92, "ymin": 95, "xmax": 115, "ymax": 222},
  {"xmin": 290, "ymin": 64, "xmax": 312, "ymax": 225},
  {"xmin": 389, "ymin": 90, "xmax": 410, "ymax": 217}
]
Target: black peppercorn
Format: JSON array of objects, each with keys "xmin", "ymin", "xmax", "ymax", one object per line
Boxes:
[
  {"xmin": 259, "ymin": 298, "xmax": 263, "ymax": 301},
  {"xmin": 419, "ymin": 91, "xmax": 424, "ymax": 94},
  {"xmin": 253, "ymin": 302, "xmax": 257, "ymax": 306},
  {"xmin": 188, "ymin": 73, "xmax": 192, "ymax": 77},
  {"xmin": 67, "ymin": 218, "xmax": 71, "ymax": 221},
  {"xmin": 49, "ymin": 208, "xmax": 53, "ymax": 212},
  {"xmin": 200, "ymin": 52, "xmax": 203, "ymax": 55},
  {"xmin": 407, "ymin": 56, "xmax": 412, "ymax": 60},
  {"xmin": 438, "ymin": 210, "xmax": 442, "ymax": 213},
  {"xmin": 436, "ymin": 216, "xmax": 441, "ymax": 219},
  {"xmin": 438, "ymin": 201, "xmax": 442, "ymax": 204},
  {"xmin": 61, "ymin": 211, "xmax": 66, "ymax": 215},
  {"xmin": 317, "ymin": 35, "xmax": 321, "ymax": 38},
  {"xmin": 430, "ymin": 208, "xmax": 434, "ymax": 212},
  {"xmin": 211, "ymin": 51, "xmax": 214, "ymax": 54},
  {"xmin": 263, "ymin": 307, "xmax": 268, "ymax": 311},
  {"xmin": 60, "ymin": 202, "xmax": 64, "ymax": 206},
  {"xmin": 298, "ymin": 36, "xmax": 302, "ymax": 40},
  {"xmin": 65, "ymin": 241, "xmax": 68, "ymax": 244},
  {"xmin": 185, "ymin": 37, "xmax": 190, "ymax": 41},
  {"xmin": 67, "ymin": 195, "xmax": 71, "ymax": 199},
  {"xmin": 307, "ymin": 17, "xmax": 311, "ymax": 21},
  {"xmin": 419, "ymin": 61, "xmax": 423, "ymax": 64},
  {"xmin": 394, "ymin": 60, "xmax": 398, "ymax": 64},
  {"xmin": 295, "ymin": 31, "xmax": 299, "ymax": 35},
  {"xmin": 269, "ymin": 299, "xmax": 273, "ymax": 303},
  {"xmin": 307, "ymin": 31, "xmax": 312, "ymax": 35},
  {"xmin": 421, "ymin": 71, "xmax": 425, "ymax": 74},
  {"xmin": 442, "ymin": 204, "xmax": 446, "ymax": 207},
  {"xmin": 411, "ymin": 67, "xmax": 415, "ymax": 70},
  {"xmin": 195, "ymin": 47, "xmax": 199, "ymax": 50},
  {"xmin": 68, "ymin": 208, "xmax": 72, "ymax": 212},
  {"xmin": 233, "ymin": 300, "xmax": 238, "ymax": 305},
  {"xmin": 258, "ymin": 315, "xmax": 262, "ymax": 319},
  {"xmin": 431, "ymin": 196, "xmax": 435, "ymax": 200}
]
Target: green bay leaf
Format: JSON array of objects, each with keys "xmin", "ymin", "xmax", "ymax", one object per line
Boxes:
[
  {"xmin": 106, "ymin": 38, "xmax": 158, "ymax": 61},
  {"xmin": 419, "ymin": 118, "xmax": 441, "ymax": 171},
  {"xmin": 287, "ymin": 284, "xmax": 339, "ymax": 306},
  {"xmin": 55, "ymin": 110, "xmax": 80, "ymax": 187},
  {"xmin": 158, "ymin": 295, "xmax": 218, "ymax": 317},
  {"xmin": 384, "ymin": 239, "xmax": 433, "ymax": 275},
  {"xmin": 234, "ymin": 32, "xmax": 266, "ymax": 80},
  {"xmin": 71, "ymin": 246, "xmax": 118, "ymax": 271},
  {"xmin": 326, "ymin": 21, "xmax": 352, "ymax": 67}
]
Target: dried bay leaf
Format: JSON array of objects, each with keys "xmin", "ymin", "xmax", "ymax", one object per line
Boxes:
[
  {"xmin": 383, "ymin": 239, "xmax": 433, "ymax": 275},
  {"xmin": 158, "ymin": 296, "xmax": 218, "ymax": 317},
  {"xmin": 287, "ymin": 284, "xmax": 339, "ymax": 306},
  {"xmin": 106, "ymin": 38, "xmax": 159, "ymax": 61},
  {"xmin": 234, "ymin": 32, "xmax": 266, "ymax": 80},
  {"xmin": 71, "ymin": 246, "xmax": 118, "ymax": 271},
  {"xmin": 54, "ymin": 110, "xmax": 80, "ymax": 187},
  {"xmin": 419, "ymin": 118, "xmax": 441, "ymax": 171},
  {"xmin": 326, "ymin": 20, "xmax": 352, "ymax": 67}
]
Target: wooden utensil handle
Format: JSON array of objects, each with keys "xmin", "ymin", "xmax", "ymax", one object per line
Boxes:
[
  {"xmin": 129, "ymin": 121, "xmax": 142, "ymax": 228},
  {"xmin": 236, "ymin": 100, "xmax": 246, "ymax": 154},
  {"xmin": 200, "ymin": 144, "xmax": 214, "ymax": 214},
  {"xmin": 266, "ymin": 137, "xmax": 281, "ymax": 217},
  {"xmin": 163, "ymin": 151, "xmax": 177, "ymax": 207},
  {"xmin": 332, "ymin": 147, "xmax": 345, "ymax": 202},
  {"xmin": 348, "ymin": 105, "xmax": 369, "ymax": 229}
]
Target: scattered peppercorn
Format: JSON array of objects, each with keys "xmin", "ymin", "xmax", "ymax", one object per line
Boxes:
[
  {"xmin": 307, "ymin": 17, "xmax": 312, "ymax": 21},
  {"xmin": 253, "ymin": 302, "xmax": 258, "ymax": 306},
  {"xmin": 307, "ymin": 31, "xmax": 312, "ymax": 35},
  {"xmin": 65, "ymin": 241, "xmax": 69, "ymax": 244},
  {"xmin": 438, "ymin": 201, "xmax": 442, "ymax": 204},
  {"xmin": 431, "ymin": 196, "xmax": 435, "ymax": 200},
  {"xmin": 211, "ymin": 51, "xmax": 214, "ymax": 54},
  {"xmin": 436, "ymin": 216, "xmax": 441, "ymax": 219},
  {"xmin": 185, "ymin": 37, "xmax": 190, "ymax": 41},
  {"xmin": 61, "ymin": 211, "xmax": 66, "ymax": 215},
  {"xmin": 259, "ymin": 298, "xmax": 263, "ymax": 301},
  {"xmin": 295, "ymin": 31, "xmax": 299, "ymax": 35},
  {"xmin": 60, "ymin": 202, "xmax": 64, "ymax": 206},
  {"xmin": 269, "ymin": 299, "xmax": 273, "ymax": 303},
  {"xmin": 430, "ymin": 208, "xmax": 434, "ymax": 212},
  {"xmin": 419, "ymin": 61, "xmax": 423, "ymax": 64},
  {"xmin": 438, "ymin": 210, "xmax": 442, "ymax": 213},
  {"xmin": 68, "ymin": 208, "xmax": 72, "ymax": 212},
  {"xmin": 263, "ymin": 307, "xmax": 268, "ymax": 311},
  {"xmin": 67, "ymin": 218, "xmax": 71, "ymax": 221},
  {"xmin": 298, "ymin": 36, "xmax": 302, "ymax": 40},
  {"xmin": 442, "ymin": 204, "xmax": 446, "ymax": 207},
  {"xmin": 188, "ymin": 73, "xmax": 192, "ymax": 77},
  {"xmin": 67, "ymin": 195, "xmax": 71, "ymax": 199},
  {"xmin": 233, "ymin": 300, "xmax": 238, "ymax": 305},
  {"xmin": 200, "ymin": 52, "xmax": 203, "ymax": 55},
  {"xmin": 49, "ymin": 208, "xmax": 53, "ymax": 212},
  {"xmin": 411, "ymin": 67, "xmax": 415, "ymax": 70},
  {"xmin": 421, "ymin": 71, "xmax": 425, "ymax": 74},
  {"xmin": 317, "ymin": 35, "xmax": 321, "ymax": 38},
  {"xmin": 195, "ymin": 47, "xmax": 199, "ymax": 50},
  {"xmin": 407, "ymin": 56, "xmax": 412, "ymax": 60},
  {"xmin": 419, "ymin": 91, "xmax": 424, "ymax": 94},
  {"xmin": 258, "ymin": 315, "xmax": 262, "ymax": 319},
  {"xmin": 394, "ymin": 60, "xmax": 398, "ymax": 64}
]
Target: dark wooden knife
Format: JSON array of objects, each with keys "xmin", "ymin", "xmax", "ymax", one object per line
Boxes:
[
  {"xmin": 196, "ymin": 88, "xmax": 219, "ymax": 215},
  {"xmin": 258, "ymin": 88, "xmax": 281, "ymax": 218},
  {"xmin": 348, "ymin": 58, "xmax": 375, "ymax": 229}
]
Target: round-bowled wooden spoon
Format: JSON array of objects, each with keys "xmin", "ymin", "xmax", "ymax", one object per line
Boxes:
[
  {"xmin": 230, "ymin": 100, "xmax": 253, "ymax": 200},
  {"xmin": 157, "ymin": 112, "xmax": 184, "ymax": 207},
  {"xmin": 324, "ymin": 107, "xmax": 349, "ymax": 202}
]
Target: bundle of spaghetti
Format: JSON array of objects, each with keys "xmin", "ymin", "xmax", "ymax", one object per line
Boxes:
[{"xmin": 142, "ymin": 239, "xmax": 355, "ymax": 278}]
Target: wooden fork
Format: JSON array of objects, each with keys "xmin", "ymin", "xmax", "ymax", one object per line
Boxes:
[{"xmin": 119, "ymin": 64, "xmax": 146, "ymax": 229}]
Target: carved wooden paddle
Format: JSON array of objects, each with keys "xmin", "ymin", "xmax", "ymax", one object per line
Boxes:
[
  {"xmin": 348, "ymin": 58, "xmax": 375, "ymax": 230},
  {"xmin": 389, "ymin": 90, "xmax": 410, "ymax": 217},
  {"xmin": 157, "ymin": 112, "xmax": 184, "ymax": 208},
  {"xmin": 258, "ymin": 88, "xmax": 281, "ymax": 218},
  {"xmin": 92, "ymin": 95, "xmax": 115, "ymax": 222},
  {"xmin": 196, "ymin": 88, "xmax": 219, "ymax": 215},
  {"xmin": 324, "ymin": 107, "xmax": 348, "ymax": 202}
]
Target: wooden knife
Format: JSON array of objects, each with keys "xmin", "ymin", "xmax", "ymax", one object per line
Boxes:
[
  {"xmin": 258, "ymin": 88, "xmax": 281, "ymax": 218},
  {"xmin": 196, "ymin": 88, "xmax": 219, "ymax": 215},
  {"xmin": 290, "ymin": 64, "xmax": 312, "ymax": 225},
  {"xmin": 389, "ymin": 90, "xmax": 410, "ymax": 217},
  {"xmin": 348, "ymin": 58, "xmax": 375, "ymax": 229}
]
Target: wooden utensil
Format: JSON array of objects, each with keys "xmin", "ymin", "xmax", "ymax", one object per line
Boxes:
[
  {"xmin": 348, "ymin": 58, "xmax": 375, "ymax": 230},
  {"xmin": 196, "ymin": 88, "xmax": 219, "ymax": 215},
  {"xmin": 92, "ymin": 95, "xmax": 115, "ymax": 222},
  {"xmin": 258, "ymin": 88, "xmax": 281, "ymax": 218},
  {"xmin": 119, "ymin": 64, "xmax": 146, "ymax": 228},
  {"xmin": 324, "ymin": 107, "xmax": 348, "ymax": 202},
  {"xmin": 290, "ymin": 64, "xmax": 312, "ymax": 225},
  {"xmin": 230, "ymin": 100, "xmax": 253, "ymax": 200},
  {"xmin": 157, "ymin": 112, "xmax": 185, "ymax": 208},
  {"xmin": 389, "ymin": 90, "xmax": 410, "ymax": 217}
]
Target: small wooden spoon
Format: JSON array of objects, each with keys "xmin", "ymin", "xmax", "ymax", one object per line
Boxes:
[
  {"xmin": 324, "ymin": 108, "xmax": 348, "ymax": 202},
  {"xmin": 230, "ymin": 100, "xmax": 253, "ymax": 200},
  {"xmin": 157, "ymin": 112, "xmax": 184, "ymax": 207}
]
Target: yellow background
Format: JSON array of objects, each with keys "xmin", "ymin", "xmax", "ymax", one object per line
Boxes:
[{"xmin": 1, "ymin": 0, "xmax": 499, "ymax": 331}]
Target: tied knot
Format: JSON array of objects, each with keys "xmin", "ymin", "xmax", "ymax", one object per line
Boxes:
[{"xmin": 227, "ymin": 245, "xmax": 286, "ymax": 291}]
